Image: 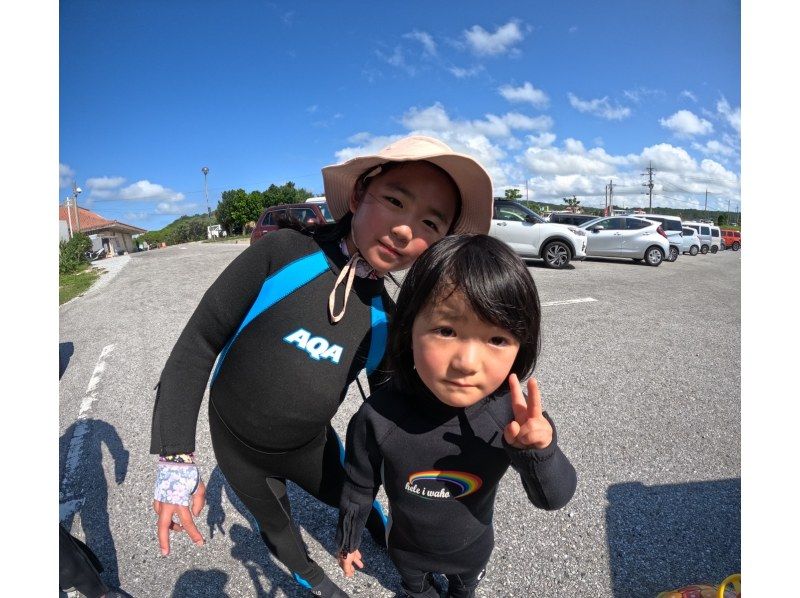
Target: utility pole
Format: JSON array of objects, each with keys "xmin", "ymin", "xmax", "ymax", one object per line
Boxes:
[
  {"xmin": 704, "ymin": 188, "xmax": 708, "ymax": 220},
  {"xmin": 72, "ymin": 181, "xmax": 83, "ymax": 233},
  {"xmin": 65, "ymin": 197, "xmax": 74, "ymax": 239},
  {"xmin": 642, "ymin": 162, "xmax": 655, "ymax": 212},
  {"xmin": 608, "ymin": 179, "xmax": 614, "ymax": 215},
  {"xmin": 202, "ymin": 166, "xmax": 211, "ymax": 218},
  {"xmin": 604, "ymin": 184, "xmax": 608, "ymax": 216},
  {"xmin": 525, "ymin": 178, "xmax": 529, "ymax": 203}
]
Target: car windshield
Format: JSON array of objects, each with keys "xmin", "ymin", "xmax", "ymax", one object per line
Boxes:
[
  {"xmin": 495, "ymin": 201, "xmax": 544, "ymax": 223},
  {"xmin": 317, "ymin": 203, "xmax": 335, "ymax": 222}
]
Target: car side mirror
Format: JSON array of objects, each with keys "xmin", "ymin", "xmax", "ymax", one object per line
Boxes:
[
  {"xmin": 524, "ymin": 215, "xmax": 537, "ymax": 224},
  {"xmin": 591, "ymin": 226, "xmax": 603, "ymax": 233}
]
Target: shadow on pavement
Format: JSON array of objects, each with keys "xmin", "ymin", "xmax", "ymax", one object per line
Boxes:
[
  {"xmin": 59, "ymin": 419, "xmax": 130, "ymax": 591},
  {"xmin": 60, "ymin": 341, "xmax": 75, "ymax": 379},
  {"xmin": 205, "ymin": 466, "xmax": 394, "ymax": 596},
  {"xmin": 606, "ymin": 478, "xmax": 740, "ymax": 597},
  {"xmin": 171, "ymin": 568, "xmax": 230, "ymax": 597}
]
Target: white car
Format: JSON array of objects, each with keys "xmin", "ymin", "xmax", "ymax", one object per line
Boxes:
[
  {"xmin": 683, "ymin": 221, "xmax": 713, "ymax": 254},
  {"xmin": 579, "ymin": 216, "xmax": 670, "ymax": 266},
  {"xmin": 681, "ymin": 227, "xmax": 701, "ymax": 255},
  {"xmin": 489, "ymin": 200, "xmax": 587, "ymax": 269},
  {"xmin": 710, "ymin": 225, "xmax": 722, "ymax": 253},
  {"xmin": 639, "ymin": 213, "xmax": 683, "ymax": 262}
]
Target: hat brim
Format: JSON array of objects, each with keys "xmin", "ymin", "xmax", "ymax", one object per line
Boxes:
[{"xmin": 322, "ymin": 148, "xmax": 493, "ymax": 235}]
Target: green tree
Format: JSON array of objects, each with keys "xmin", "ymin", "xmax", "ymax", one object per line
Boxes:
[
  {"xmin": 59, "ymin": 232, "xmax": 92, "ymax": 274},
  {"xmin": 504, "ymin": 188, "xmax": 523, "ymax": 201},
  {"xmin": 563, "ymin": 195, "xmax": 581, "ymax": 211},
  {"xmin": 262, "ymin": 181, "xmax": 314, "ymax": 208},
  {"xmin": 216, "ymin": 189, "xmax": 261, "ymax": 234},
  {"xmin": 717, "ymin": 213, "xmax": 729, "ymax": 226}
]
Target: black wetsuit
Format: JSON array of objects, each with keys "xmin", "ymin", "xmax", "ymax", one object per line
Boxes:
[
  {"xmin": 337, "ymin": 383, "xmax": 577, "ymax": 598},
  {"xmin": 151, "ymin": 228, "xmax": 391, "ymax": 589}
]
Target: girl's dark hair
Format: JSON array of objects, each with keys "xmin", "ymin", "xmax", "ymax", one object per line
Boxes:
[{"xmin": 388, "ymin": 234, "xmax": 541, "ymax": 391}]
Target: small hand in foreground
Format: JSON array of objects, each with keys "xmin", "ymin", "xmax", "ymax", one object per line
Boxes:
[
  {"xmin": 152, "ymin": 479, "xmax": 206, "ymax": 556},
  {"xmin": 338, "ymin": 549, "xmax": 364, "ymax": 578},
  {"xmin": 503, "ymin": 374, "xmax": 553, "ymax": 450}
]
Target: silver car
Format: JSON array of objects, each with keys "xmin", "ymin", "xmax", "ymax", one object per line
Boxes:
[
  {"xmin": 579, "ymin": 216, "xmax": 670, "ymax": 266},
  {"xmin": 681, "ymin": 227, "xmax": 701, "ymax": 255}
]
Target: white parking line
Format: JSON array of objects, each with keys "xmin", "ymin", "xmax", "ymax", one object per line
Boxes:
[
  {"xmin": 541, "ymin": 297, "xmax": 598, "ymax": 307},
  {"xmin": 60, "ymin": 344, "xmax": 115, "ymax": 522}
]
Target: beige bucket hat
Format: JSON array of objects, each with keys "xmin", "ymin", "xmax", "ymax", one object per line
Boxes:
[{"xmin": 321, "ymin": 135, "xmax": 493, "ymax": 234}]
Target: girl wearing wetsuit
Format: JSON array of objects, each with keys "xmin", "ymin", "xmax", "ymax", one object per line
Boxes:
[
  {"xmin": 337, "ymin": 234, "xmax": 577, "ymax": 597},
  {"xmin": 150, "ymin": 136, "xmax": 494, "ymax": 597}
]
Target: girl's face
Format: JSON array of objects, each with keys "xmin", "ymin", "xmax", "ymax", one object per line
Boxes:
[
  {"xmin": 348, "ymin": 162, "xmax": 458, "ymax": 275},
  {"xmin": 411, "ymin": 290, "xmax": 520, "ymax": 408}
]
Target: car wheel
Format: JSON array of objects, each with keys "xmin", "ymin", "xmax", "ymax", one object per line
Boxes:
[
  {"xmin": 701, "ymin": 245, "xmax": 709, "ymax": 254},
  {"xmin": 689, "ymin": 245, "xmax": 699, "ymax": 256},
  {"xmin": 711, "ymin": 245, "xmax": 718, "ymax": 254},
  {"xmin": 542, "ymin": 241, "xmax": 571, "ymax": 269},
  {"xmin": 644, "ymin": 246, "xmax": 664, "ymax": 266},
  {"xmin": 732, "ymin": 241, "xmax": 740, "ymax": 251},
  {"xmin": 668, "ymin": 246, "xmax": 679, "ymax": 261}
]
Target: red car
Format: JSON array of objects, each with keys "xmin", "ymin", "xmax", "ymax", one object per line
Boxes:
[
  {"xmin": 250, "ymin": 201, "xmax": 333, "ymax": 243},
  {"xmin": 720, "ymin": 229, "xmax": 741, "ymax": 251}
]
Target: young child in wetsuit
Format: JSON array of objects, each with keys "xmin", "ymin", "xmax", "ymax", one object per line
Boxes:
[
  {"xmin": 149, "ymin": 136, "xmax": 495, "ymax": 597},
  {"xmin": 336, "ymin": 234, "xmax": 577, "ymax": 598}
]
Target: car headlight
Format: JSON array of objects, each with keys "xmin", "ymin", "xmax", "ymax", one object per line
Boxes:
[{"xmin": 568, "ymin": 226, "xmax": 587, "ymax": 237}]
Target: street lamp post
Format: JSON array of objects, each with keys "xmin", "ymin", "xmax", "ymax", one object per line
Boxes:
[
  {"xmin": 65, "ymin": 197, "xmax": 74, "ymax": 238},
  {"xmin": 72, "ymin": 182, "xmax": 83, "ymax": 233},
  {"xmin": 202, "ymin": 166, "xmax": 210, "ymax": 218}
]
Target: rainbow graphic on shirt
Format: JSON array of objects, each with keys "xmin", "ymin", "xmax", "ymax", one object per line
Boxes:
[{"xmin": 404, "ymin": 470, "xmax": 483, "ymax": 500}]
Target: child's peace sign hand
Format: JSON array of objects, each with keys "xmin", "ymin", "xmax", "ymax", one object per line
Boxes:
[{"xmin": 503, "ymin": 374, "xmax": 553, "ymax": 450}]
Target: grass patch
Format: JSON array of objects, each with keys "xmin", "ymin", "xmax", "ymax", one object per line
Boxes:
[{"xmin": 59, "ymin": 264, "xmax": 101, "ymax": 305}]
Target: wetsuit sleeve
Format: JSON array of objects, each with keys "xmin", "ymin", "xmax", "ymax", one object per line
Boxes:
[
  {"xmin": 503, "ymin": 412, "xmax": 577, "ymax": 511},
  {"xmin": 149, "ymin": 238, "xmax": 274, "ymax": 455},
  {"xmin": 336, "ymin": 403, "xmax": 384, "ymax": 554}
]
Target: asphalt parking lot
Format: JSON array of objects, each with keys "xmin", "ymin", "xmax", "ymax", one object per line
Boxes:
[{"xmin": 59, "ymin": 241, "xmax": 740, "ymax": 597}]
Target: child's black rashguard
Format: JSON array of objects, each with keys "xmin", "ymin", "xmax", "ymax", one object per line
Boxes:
[{"xmin": 337, "ymin": 384, "xmax": 577, "ymax": 579}]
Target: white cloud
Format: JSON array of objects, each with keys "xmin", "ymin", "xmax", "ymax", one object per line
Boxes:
[
  {"xmin": 449, "ymin": 65, "xmax": 484, "ymax": 78},
  {"xmin": 60, "ymin": 163, "xmax": 76, "ymax": 189},
  {"xmin": 119, "ymin": 180, "xmax": 185, "ymax": 202},
  {"xmin": 498, "ymin": 82, "xmax": 549, "ymax": 108},
  {"xmin": 568, "ymin": 26, "xmax": 578, "ymax": 34},
  {"xmin": 568, "ymin": 93, "xmax": 631, "ymax": 120},
  {"xmin": 306, "ymin": 105, "xmax": 318, "ymax": 113},
  {"xmin": 526, "ymin": 132, "xmax": 557, "ymax": 148},
  {"xmin": 464, "ymin": 20, "xmax": 524, "ymax": 56},
  {"xmin": 622, "ymin": 87, "xmax": 664, "ymax": 103},
  {"xmin": 400, "ymin": 103, "xmax": 552, "ymax": 141},
  {"xmin": 333, "ymin": 102, "xmax": 739, "ymax": 210},
  {"xmin": 691, "ymin": 139, "xmax": 736, "ymax": 158},
  {"xmin": 377, "ymin": 46, "xmax": 416, "ymax": 75},
  {"xmin": 681, "ymin": 90, "xmax": 698, "ymax": 102},
  {"xmin": 86, "ymin": 176, "xmax": 125, "ymax": 198},
  {"xmin": 659, "ymin": 109, "xmax": 714, "ymax": 137},
  {"xmin": 716, "ymin": 97, "xmax": 741, "ymax": 133},
  {"xmin": 404, "ymin": 30, "xmax": 436, "ymax": 56},
  {"xmin": 156, "ymin": 202, "xmax": 197, "ymax": 215}
]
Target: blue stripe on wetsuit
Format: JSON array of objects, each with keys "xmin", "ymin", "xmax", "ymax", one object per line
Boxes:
[
  {"xmin": 365, "ymin": 295, "xmax": 388, "ymax": 375},
  {"xmin": 211, "ymin": 250, "xmax": 330, "ymax": 385}
]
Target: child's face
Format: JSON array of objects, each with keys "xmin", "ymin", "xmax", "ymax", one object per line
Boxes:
[
  {"xmin": 348, "ymin": 162, "xmax": 458, "ymax": 274},
  {"xmin": 411, "ymin": 290, "xmax": 520, "ymax": 408}
]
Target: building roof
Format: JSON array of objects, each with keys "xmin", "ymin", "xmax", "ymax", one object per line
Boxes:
[{"xmin": 59, "ymin": 204, "xmax": 146, "ymax": 235}]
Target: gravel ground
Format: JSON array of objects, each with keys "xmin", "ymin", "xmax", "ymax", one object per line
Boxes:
[{"xmin": 59, "ymin": 241, "xmax": 740, "ymax": 597}]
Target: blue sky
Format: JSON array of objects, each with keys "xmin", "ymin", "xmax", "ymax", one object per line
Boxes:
[{"xmin": 59, "ymin": 0, "xmax": 741, "ymax": 230}]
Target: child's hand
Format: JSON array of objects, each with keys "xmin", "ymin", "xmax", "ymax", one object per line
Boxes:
[
  {"xmin": 338, "ymin": 549, "xmax": 364, "ymax": 578},
  {"xmin": 504, "ymin": 374, "xmax": 553, "ymax": 450}
]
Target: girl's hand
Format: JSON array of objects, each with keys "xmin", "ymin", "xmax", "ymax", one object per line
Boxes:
[
  {"xmin": 152, "ymin": 480, "xmax": 206, "ymax": 556},
  {"xmin": 503, "ymin": 374, "xmax": 553, "ymax": 450},
  {"xmin": 338, "ymin": 549, "xmax": 364, "ymax": 578}
]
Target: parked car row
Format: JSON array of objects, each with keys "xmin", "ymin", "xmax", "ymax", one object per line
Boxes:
[
  {"xmin": 249, "ymin": 199, "xmax": 739, "ymax": 270},
  {"xmin": 493, "ymin": 206, "xmax": 740, "ymax": 268}
]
